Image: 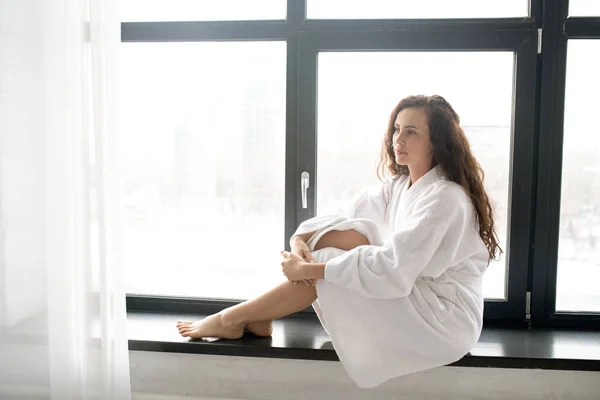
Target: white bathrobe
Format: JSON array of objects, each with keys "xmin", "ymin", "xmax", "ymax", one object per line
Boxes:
[{"xmin": 292, "ymin": 165, "xmax": 490, "ymax": 388}]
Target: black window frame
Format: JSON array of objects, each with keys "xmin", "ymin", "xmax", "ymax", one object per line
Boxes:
[
  {"xmin": 296, "ymin": 28, "xmax": 537, "ymax": 321},
  {"xmin": 532, "ymin": 0, "xmax": 600, "ymax": 329},
  {"xmin": 123, "ymin": 0, "xmax": 600, "ymax": 330}
]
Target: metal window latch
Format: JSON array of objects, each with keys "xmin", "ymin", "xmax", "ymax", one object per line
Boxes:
[
  {"xmin": 301, "ymin": 171, "xmax": 310, "ymax": 209},
  {"xmin": 525, "ymin": 291, "xmax": 532, "ymax": 328}
]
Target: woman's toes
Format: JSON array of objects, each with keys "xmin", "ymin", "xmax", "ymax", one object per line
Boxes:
[{"xmin": 176, "ymin": 315, "xmax": 245, "ymax": 340}]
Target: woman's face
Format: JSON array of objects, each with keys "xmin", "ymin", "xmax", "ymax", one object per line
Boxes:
[{"xmin": 392, "ymin": 107, "xmax": 433, "ymax": 170}]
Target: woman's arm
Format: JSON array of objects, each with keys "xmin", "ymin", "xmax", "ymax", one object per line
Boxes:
[
  {"xmin": 323, "ymin": 184, "xmax": 480, "ymax": 299},
  {"xmin": 285, "ymin": 230, "xmax": 370, "ymax": 282},
  {"xmin": 306, "ymin": 262, "xmax": 326, "ymax": 280}
]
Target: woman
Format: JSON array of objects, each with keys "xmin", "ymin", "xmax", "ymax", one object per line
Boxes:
[{"xmin": 176, "ymin": 95, "xmax": 501, "ymax": 388}]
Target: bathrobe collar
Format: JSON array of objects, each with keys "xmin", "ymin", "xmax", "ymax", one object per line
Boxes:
[{"xmin": 403, "ymin": 165, "xmax": 446, "ymax": 199}]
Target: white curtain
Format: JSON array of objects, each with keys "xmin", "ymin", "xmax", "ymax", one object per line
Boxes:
[{"xmin": 0, "ymin": 0, "xmax": 131, "ymax": 399}]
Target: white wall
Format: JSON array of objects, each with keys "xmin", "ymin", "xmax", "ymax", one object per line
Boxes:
[
  {"xmin": 130, "ymin": 351, "xmax": 600, "ymax": 400},
  {"xmin": 1, "ymin": 348, "xmax": 598, "ymax": 399}
]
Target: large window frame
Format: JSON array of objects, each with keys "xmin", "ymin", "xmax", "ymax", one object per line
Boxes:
[
  {"xmin": 296, "ymin": 29, "xmax": 537, "ymax": 321},
  {"xmin": 532, "ymin": 0, "xmax": 600, "ymax": 329},
  {"xmin": 122, "ymin": 0, "xmax": 599, "ymax": 329}
]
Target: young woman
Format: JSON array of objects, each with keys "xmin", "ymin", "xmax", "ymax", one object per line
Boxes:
[{"xmin": 176, "ymin": 95, "xmax": 501, "ymax": 388}]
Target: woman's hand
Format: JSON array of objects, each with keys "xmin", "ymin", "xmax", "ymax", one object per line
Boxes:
[
  {"xmin": 280, "ymin": 251, "xmax": 310, "ymax": 282},
  {"xmin": 290, "ymin": 236, "xmax": 314, "ymax": 262},
  {"xmin": 290, "ymin": 237, "xmax": 316, "ymax": 287}
]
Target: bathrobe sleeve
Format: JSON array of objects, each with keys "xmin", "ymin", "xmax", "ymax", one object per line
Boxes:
[
  {"xmin": 291, "ymin": 181, "xmax": 391, "ymax": 240},
  {"xmin": 324, "ymin": 183, "xmax": 479, "ymax": 299}
]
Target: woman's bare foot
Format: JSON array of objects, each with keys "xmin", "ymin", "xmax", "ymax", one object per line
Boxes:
[
  {"xmin": 176, "ymin": 313, "xmax": 244, "ymax": 339},
  {"xmin": 245, "ymin": 320, "xmax": 273, "ymax": 337}
]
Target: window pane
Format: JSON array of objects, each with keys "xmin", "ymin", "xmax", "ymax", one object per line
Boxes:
[
  {"xmin": 120, "ymin": 42, "xmax": 286, "ymax": 300},
  {"xmin": 121, "ymin": 0, "xmax": 286, "ymax": 22},
  {"xmin": 556, "ymin": 40, "xmax": 600, "ymax": 312},
  {"xmin": 308, "ymin": 0, "xmax": 527, "ymax": 19},
  {"xmin": 317, "ymin": 52, "xmax": 514, "ymax": 299},
  {"xmin": 570, "ymin": 0, "xmax": 600, "ymax": 16}
]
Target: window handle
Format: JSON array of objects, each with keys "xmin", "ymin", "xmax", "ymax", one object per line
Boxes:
[{"xmin": 301, "ymin": 171, "xmax": 310, "ymax": 209}]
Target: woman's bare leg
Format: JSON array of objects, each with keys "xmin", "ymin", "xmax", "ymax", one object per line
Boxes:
[
  {"xmin": 177, "ymin": 281, "xmax": 317, "ymax": 338},
  {"xmin": 177, "ymin": 229, "xmax": 369, "ymax": 339},
  {"xmin": 313, "ymin": 229, "xmax": 370, "ymax": 251}
]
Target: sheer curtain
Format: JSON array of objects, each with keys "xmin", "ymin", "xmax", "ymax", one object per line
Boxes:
[{"xmin": 0, "ymin": 0, "xmax": 131, "ymax": 399}]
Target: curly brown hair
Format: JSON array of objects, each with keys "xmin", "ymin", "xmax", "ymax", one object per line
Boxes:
[{"xmin": 377, "ymin": 95, "xmax": 502, "ymax": 261}]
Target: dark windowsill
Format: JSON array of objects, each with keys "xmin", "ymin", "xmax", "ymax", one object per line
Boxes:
[{"xmin": 128, "ymin": 311, "xmax": 600, "ymax": 371}]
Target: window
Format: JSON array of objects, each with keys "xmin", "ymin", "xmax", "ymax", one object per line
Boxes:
[
  {"xmin": 556, "ymin": 40, "xmax": 600, "ymax": 312},
  {"xmin": 121, "ymin": 0, "xmax": 599, "ymax": 329},
  {"xmin": 316, "ymin": 52, "xmax": 514, "ymax": 300},
  {"xmin": 307, "ymin": 0, "xmax": 528, "ymax": 19},
  {"xmin": 121, "ymin": 0, "xmax": 286, "ymax": 22},
  {"xmin": 120, "ymin": 42, "xmax": 287, "ymax": 300}
]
